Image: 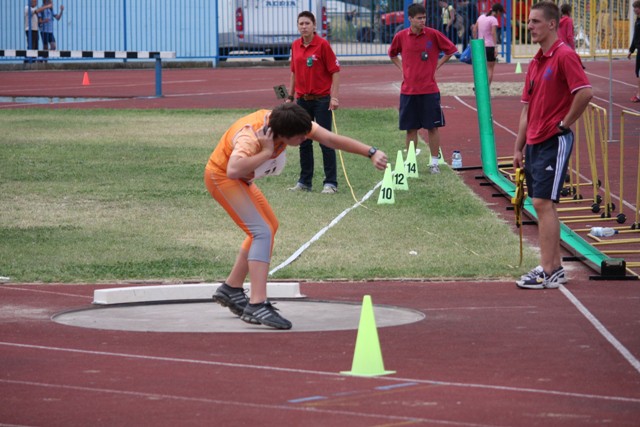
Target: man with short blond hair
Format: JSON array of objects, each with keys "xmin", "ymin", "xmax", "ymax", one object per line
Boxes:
[{"xmin": 514, "ymin": 1, "xmax": 593, "ymax": 289}]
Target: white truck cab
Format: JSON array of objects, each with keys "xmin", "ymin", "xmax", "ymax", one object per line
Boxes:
[{"xmin": 218, "ymin": 0, "xmax": 328, "ymax": 60}]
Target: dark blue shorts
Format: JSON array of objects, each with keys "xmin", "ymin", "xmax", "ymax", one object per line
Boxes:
[
  {"xmin": 399, "ymin": 93, "xmax": 444, "ymax": 131},
  {"xmin": 524, "ymin": 131, "xmax": 574, "ymax": 202},
  {"xmin": 41, "ymin": 32, "xmax": 56, "ymax": 44}
]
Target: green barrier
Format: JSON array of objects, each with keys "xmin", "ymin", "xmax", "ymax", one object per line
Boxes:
[{"xmin": 470, "ymin": 39, "xmax": 610, "ymax": 273}]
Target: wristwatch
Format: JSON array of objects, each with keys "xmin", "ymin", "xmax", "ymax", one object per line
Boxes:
[
  {"xmin": 557, "ymin": 121, "xmax": 569, "ymax": 133},
  {"xmin": 368, "ymin": 146, "xmax": 378, "ymax": 158}
]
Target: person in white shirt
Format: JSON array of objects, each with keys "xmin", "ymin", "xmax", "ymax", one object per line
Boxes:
[{"xmin": 24, "ymin": 0, "xmax": 52, "ymax": 50}]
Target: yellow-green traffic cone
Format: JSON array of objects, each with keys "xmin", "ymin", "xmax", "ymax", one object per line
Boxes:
[
  {"xmin": 393, "ymin": 150, "xmax": 408, "ymax": 191},
  {"xmin": 377, "ymin": 164, "xmax": 395, "ymax": 204},
  {"xmin": 341, "ymin": 295, "xmax": 395, "ymax": 377},
  {"xmin": 405, "ymin": 140, "xmax": 419, "ymax": 178}
]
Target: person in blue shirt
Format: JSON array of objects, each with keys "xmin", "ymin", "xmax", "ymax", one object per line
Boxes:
[{"xmin": 39, "ymin": 0, "xmax": 64, "ymax": 50}]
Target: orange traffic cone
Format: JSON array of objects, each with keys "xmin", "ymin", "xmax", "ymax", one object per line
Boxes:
[{"xmin": 82, "ymin": 72, "xmax": 90, "ymax": 86}]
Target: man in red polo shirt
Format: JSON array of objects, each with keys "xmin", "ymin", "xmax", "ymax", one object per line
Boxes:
[
  {"xmin": 388, "ymin": 3, "xmax": 458, "ymax": 174},
  {"xmin": 514, "ymin": 2, "xmax": 592, "ymax": 290}
]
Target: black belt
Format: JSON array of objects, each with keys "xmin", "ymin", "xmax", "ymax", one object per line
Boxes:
[{"xmin": 300, "ymin": 94, "xmax": 328, "ymax": 101}]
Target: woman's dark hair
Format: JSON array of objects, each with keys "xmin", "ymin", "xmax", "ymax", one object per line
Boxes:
[
  {"xmin": 560, "ymin": 3, "xmax": 572, "ymax": 16},
  {"xmin": 268, "ymin": 103, "xmax": 312, "ymax": 139},
  {"xmin": 488, "ymin": 3, "xmax": 505, "ymax": 16}
]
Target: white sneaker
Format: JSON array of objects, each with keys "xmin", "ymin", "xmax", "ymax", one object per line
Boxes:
[
  {"xmin": 288, "ymin": 183, "xmax": 311, "ymax": 192},
  {"xmin": 321, "ymin": 184, "xmax": 337, "ymax": 194}
]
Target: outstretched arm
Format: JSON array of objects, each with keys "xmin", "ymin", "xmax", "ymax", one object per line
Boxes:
[
  {"xmin": 310, "ymin": 125, "xmax": 387, "ymax": 170},
  {"xmin": 34, "ymin": 3, "xmax": 53, "ymax": 14}
]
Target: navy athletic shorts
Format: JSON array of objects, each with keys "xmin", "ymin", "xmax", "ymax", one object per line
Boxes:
[
  {"xmin": 524, "ymin": 131, "xmax": 574, "ymax": 202},
  {"xmin": 399, "ymin": 93, "xmax": 444, "ymax": 131},
  {"xmin": 41, "ymin": 32, "xmax": 56, "ymax": 44}
]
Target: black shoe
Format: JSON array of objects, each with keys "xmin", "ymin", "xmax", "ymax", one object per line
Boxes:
[
  {"xmin": 212, "ymin": 283, "xmax": 248, "ymax": 316},
  {"xmin": 240, "ymin": 300, "xmax": 292, "ymax": 330}
]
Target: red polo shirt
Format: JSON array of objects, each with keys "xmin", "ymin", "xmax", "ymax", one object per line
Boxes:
[
  {"xmin": 290, "ymin": 35, "xmax": 340, "ymax": 97},
  {"xmin": 388, "ymin": 27, "xmax": 458, "ymax": 95},
  {"xmin": 521, "ymin": 39, "xmax": 591, "ymax": 145}
]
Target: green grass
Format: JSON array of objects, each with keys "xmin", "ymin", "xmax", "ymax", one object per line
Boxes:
[{"xmin": 0, "ymin": 109, "xmax": 537, "ymax": 283}]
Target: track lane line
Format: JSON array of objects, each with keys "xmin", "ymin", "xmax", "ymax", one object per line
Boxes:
[{"xmin": 1, "ymin": 341, "xmax": 639, "ymax": 404}]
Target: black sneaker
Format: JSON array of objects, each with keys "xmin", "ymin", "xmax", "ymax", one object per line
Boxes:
[
  {"xmin": 212, "ymin": 283, "xmax": 248, "ymax": 316},
  {"xmin": 240, "ymin": 300, "xmax": 292, "ymax": 330}
]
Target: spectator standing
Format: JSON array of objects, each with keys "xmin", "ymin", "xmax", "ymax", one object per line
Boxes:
[
  {"xmin": 287, "ymin": 11, "xmax": 341, "ymax": 194},
  {"xmin": 513, "ymin": 2, "xmax": 592, "ymax": 289},
  {"xmin": 628, "ymin": 1, "xmax": 640, "ymax": 102},
  {"xmin": 39, "ymin": 0, "xmax": 64, "ymax": 51},
  {"xmin": 388, "ymin": 3, "xmax": 458, "ymax": 174},
  {"xmin": 473, "ymin": 3, "xmax": 504, "ymax": 85},
  {"xmin": 439, "ymin": 0, "xmax": 457, "ymax": 43},
  {"xmin": 559, "ymin": 3, "xmax": 584, "ymax": 69},
  {"xmin": 25, "ymin": 0, "xmax": 51, "ymax": 50},
  {"xmin": 558, "ymin": 4, "xmax": 575, "ymax": 50},
  {"xmin": 458, "ymin": 0, "xmax": 478, "ymax": 51},
  {"xmin": 206, "ymin": 103, "xmax": 387, "ymax": 329}
]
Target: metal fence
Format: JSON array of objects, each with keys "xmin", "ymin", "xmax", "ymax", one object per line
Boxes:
[
  {"xmin": 1, "ymin": 0, "xmax": 634, "ymax": 65},
  {"xmin": 510, "ymin": 0, "xmax": 633, "ymax": 59},
  {"xmin": 3, "ymin": 0, "xmax": 217, "ymax": 58}
]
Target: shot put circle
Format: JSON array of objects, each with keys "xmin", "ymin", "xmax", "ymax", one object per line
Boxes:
[{"xmin": 53, "ymin": 300, "xmax": 425, "ymax": 333}]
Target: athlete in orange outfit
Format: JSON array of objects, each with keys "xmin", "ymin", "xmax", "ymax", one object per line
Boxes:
[{"xmin": 205, "ymin": 102, "xmax": 388, "ymax": 329}]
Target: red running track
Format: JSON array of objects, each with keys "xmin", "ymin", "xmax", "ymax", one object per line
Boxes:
[
  {"xmin": 1, "ymin": 60, "xmax": 639, "ymax": 425},
  {"xmin": 1, "ymin": 280, "xmax": 640, "ymax": 426}
]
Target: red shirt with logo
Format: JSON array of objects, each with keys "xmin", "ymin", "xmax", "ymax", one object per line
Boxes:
[
  {"xmin": 521, "ymin": 39, "xmax": 591, "ymax": 145},
  {"xmin": 388, "ymin": 27, "xmax": 458, "ymax": 95},
  {"xmin": 290, "ymin": 35, "xmax": 340, "ymax": 97}
]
